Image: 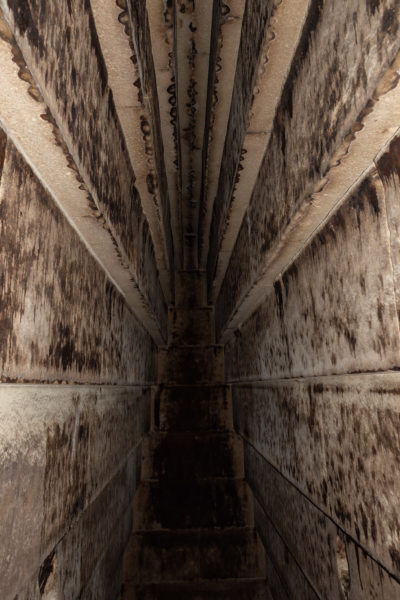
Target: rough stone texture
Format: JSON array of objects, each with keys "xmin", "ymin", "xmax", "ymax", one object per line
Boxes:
[
  {"xmin": 377, "ymin": 133, "xmax": 400, "ymax": 317},
  {"xmin": 207, "ymin": 0, "xmax": 276, "ymax": 286},
  {"xmin": 126, "ymin": 0, "xmax": 174, "ymax": 281},
  {"xmin": 254, "ymin": 498, "xmax": 319, "ymax": 600},
  {"xmin": 216, "ymin": 0, "xmax": 400, "ymax": 332},
  {"xmin": 232, "ymin": 375, "xmax": 400, "ymax": 578},
  {"xmin": 0, "ymin": 384, "xmax": 150, "ymax": 600},
  {"xmin": 224, "ymin": 161, "xmax": 400, "ymax": 594},
  {"xmin": 345, "ymin": 533, "xmax": 400, "ymax": 599},
  {"xmin": 1, "ymin": 0, "xmax": 167, "ymax": 328},
  {"xmin": 225, "ymin": 173, "xmax": 400, "ymax": 378},
  {"xmin": 0, "ymin": 132, "xmax": 157, "ymax": 384},
  {"xmin": 244, "ymin": 441, "xmax": 345, "ymax": 599}
]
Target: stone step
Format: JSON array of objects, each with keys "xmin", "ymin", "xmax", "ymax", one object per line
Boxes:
[
  {"xmin": 153, "ymin": 385, "xmax": 233, "ymax": 432},
  {"xmin": 125, "ymin": 528, "xmax": 266, "ymax": 583},
  {"xmin": 168, "ymin": 307, "xmax": 215, "ymax": 345},
  {"xmin": 134, "ymin": 479, "xmax": 254, "ymax": 530},
  {"xmin": 175, "ymin": 270, "xmax": 207, "ymax": 308},
  {"xmin": 129, "ymin": 579, "xmax": 270, "ymax": 599},
  {"xmin": 142, "ymin": 431, "xmax": 244, "ymax": 479},
  {"xmin": 158, "ymin": 345, "xmax": 224, "ymax": 385}
]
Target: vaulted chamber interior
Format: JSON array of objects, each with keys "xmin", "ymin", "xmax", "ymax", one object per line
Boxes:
[{"xmin": 1, "ymin": 1, "xmax": 400, "ymax": 599}]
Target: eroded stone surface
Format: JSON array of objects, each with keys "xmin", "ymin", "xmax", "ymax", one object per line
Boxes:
[
  {"xmin": 207, "ymin": 0, "xmax": 276, "ymax": 286},
  {"xmin": 244, "ymin": 441, "xmax": 343, "ymax": 599},
  {"xmin": 126, "ymin": 0, "xmax": 174, "ymax": 282},
  {"xmin": 0, "ymin": 133, "xmax": 157, "ymax": 383},
  {"xmin": 233, "ymin": 374, "xmax": 400, "ymax": 577},
  {"xmin": 224, "ymin": 173, "xmax": 400, "ymax": 377},
  {"xmin": 0, "ymin": 385, "xmax": 150, "ymax": 600},
  {"xmin": 254, "ymin": 498, "xmax": 319, "ymax": 600},
  {"xmin": 216, "ymin": 0, "xmax": 400, "ymax": 333},
  {"xmin": 345, "ymin": 534, "xmax": 400, "ymax": 599},
  {"xmin": 1, "ymin": 0, "xmax": 167, "ymax": 326}
]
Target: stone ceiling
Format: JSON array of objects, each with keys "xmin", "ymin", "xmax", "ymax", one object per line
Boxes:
[{"xmin": 0, "ymin": 0, "xmax": 399, "ymax": 345}]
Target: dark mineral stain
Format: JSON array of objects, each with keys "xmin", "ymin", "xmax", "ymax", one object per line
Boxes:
[
  {"xmin": 381, "ymin": 8, "xmax": 398, "ymax": 35},
  {"xmin": 38, "ymin": 549, "xmax": 55, "ymax": 594},
  {"xmin": 279, "ymin": 0, "xmax": 323, "ymax": 120},
  {"xmin": 84, "ymin": 0, "xmax": 108, "ymax": 94},
  {"xmin": 377, "ymin": 136, "xmax": 400, "ymax": 181},
  {"xmin": 7, "ymin": 0, "xmax": 45, "ymax": 57},
  {"xmin": 389, "ymin": 546, "xmax": 400, "ymax": 571},
  {"xmin": 366, "ymin": 0, "xmax": 380, "ymax": 16},
  {"xmin": 0, "ymin": 127, "xmax": 7, "ymax": 180},
  {"xmin": 274, "ymin": 280, "xmax": 284, "ymax": 319}
]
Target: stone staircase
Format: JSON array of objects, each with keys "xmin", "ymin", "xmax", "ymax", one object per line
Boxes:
[{"xmin": 120, "ymin": 272, "xmax": 271, "ymax": 599}]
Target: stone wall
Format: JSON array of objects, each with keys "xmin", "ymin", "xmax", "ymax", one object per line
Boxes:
[
  {"xmin": 0, "ymin": 0, "xmax": 168, "ymax": 333},
  {"xmin": 224, "ymin": 153, "xmax": 400, "ymax": 597},
  {"xmin": 0, "ymin": 107, "xmax": 156, "ymax": 599},
  {"xmin": 215, "ymin": 0, "xmax": 400, "ymax": 333},
  {"xmin": 219, "ymin": 1, "xmax": 400, "ymax": 597}
]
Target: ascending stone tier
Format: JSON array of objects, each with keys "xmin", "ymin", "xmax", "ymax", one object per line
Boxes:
[{"xmin": 120, "ymin": 272, "xmax": 272, "ymax": 599}]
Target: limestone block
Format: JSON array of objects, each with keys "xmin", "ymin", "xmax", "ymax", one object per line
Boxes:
[
  {"xmin": 57, "ymin": 520, "xmax": 82, "ymax": 600},
  {"xmin": 82, "ymin": 506, "xmax": 132, "ymax": 600},
  {"xmin": 225, "ymin": 175, "xmax": 400, "ymax": 378},
  {"xmin": 80, "ymin": 457, "xmax": 136, "ymax": 589},
  {"xmin": 254, "ymin": 498, "xmax": 319, "ymax": 600},
  {"xmin": 0, "ymin": 137, "xmax": 157, "ymax": 384},
  {"xmin": 345, "ymin": 534, "xmax": 400, "ymax": 599},
  {"xmin": 215, "ymin": 0, "xmax": 400, "ymax": 329},
  {"xmin": 126, "ymin": 0, "xmax": 171, "ymax": 247},
  {"xmin": 244, "ymin": 441, "xmax": 343, "ymax": 599},
  {"xmin": 87, "ymin": 387, "xmax": 151, "ymax": 499},
  {"xmin": 0, "ymin": 385, "xmax": 149, "ymax": 600},
  {"xmin": 1, "ymin": 0, "xmax": 167, "ymax": 319},
  {"xmin": 207, "ymin": 0, "xmax": 276, "ymax": 284},
  {"xmin": 234, "ymin": 373, "xmax": 400, "ymax": 578},
  {"xmin": 175, "ymin": 270, "xmax": 208, "ymax": 308}
]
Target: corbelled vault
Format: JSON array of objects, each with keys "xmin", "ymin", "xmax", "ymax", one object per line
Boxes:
[{"xmin": 1, "ymin": 1, "xmax": 400, "ymax": 598}]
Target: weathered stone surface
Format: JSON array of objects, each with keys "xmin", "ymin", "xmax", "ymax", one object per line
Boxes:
[
  {"xmin": 254, "ymin": 498, "xmax": 319, "ymax": 600},
  {"xmin": 82, "ymin": 506, "xmax": 132, "ymax": 600},
  {"xmin": 175, "ymin": 270, "xmax": 208, "ymax": 308},
  {"xmin": 0, "ymin": 385, "xmax": 150, "ymax": 600},
  {"xmin": 345, "ymin": 534, "xmax": 400, "ymax": 599},
  {"xmin": 126, "ymin": 0, "xmax": 174, "ymax": 280},
  {"xmin": 234, "ymin": 374, "xmax": 400, "ymax": 578},
  {"xmin": 1, "ymin": 0, "xmax": 167, "ymax": 326},
  {"xmin": 0, "ymin": 134, "xmax": 157, "ymax": 383},
  {"xmin": 377, "ymin": 133, "xmax": 400, "ymax": 318},
  {"xmin": 57, "ymin": 520, "xmax": 82, "ymax": 600},
  {"xmin": 244, "ymin": 441, "xmax": 344, "ymax": 599},
  {"xmin": 80, "ymin": 456, "xmax": 137, "ymax": 588},
  {"xmin": 207, "ymin": 0, "xmax": 276, "ymax": 286},
  {"xmin": 224, "ymin": 174, "xmax": 400, "ymax": 377},
  {"xmin": 216, "ymin": 0, "xmax": 400, "ymax": 333}
]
